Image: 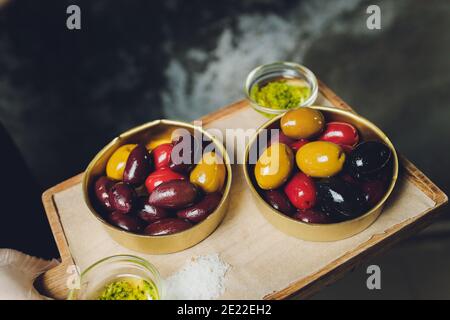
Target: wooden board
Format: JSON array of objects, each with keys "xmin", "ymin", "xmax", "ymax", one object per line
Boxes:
[{"xmin": 38, "ymin": 81, "xmax": 448, "ymax": 300}]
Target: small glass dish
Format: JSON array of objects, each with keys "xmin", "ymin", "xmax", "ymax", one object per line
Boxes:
[
  {"xmin": 68, "ymin": 255, "xmax": 163, "ymax": 300},
  {"xmin": 244, "ymin": 62, "xmax": 318, "ymax": 118}
]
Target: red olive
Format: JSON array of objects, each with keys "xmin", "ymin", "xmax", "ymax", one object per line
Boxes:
[
  {"xmin": 362, "ymin": 180, "xmax": 386, "ymax": 206},
  {"xmin": 318, "ymin": 122, "xmax": 359, "ymax": 147},
  {"xmin": 284, "ymin": 172, "xmax": 317, "ymax": 210},
  {"xmin": 137, "ymin": 197, "xmax": 169, "ymax": 223},
  {"xmin": 144, "ymin": 218, "xmax": 192, "ymax": 236},
  {"xmin": 94, "ymin": 176, "xmax": 115, "ymax": 211},
  {"xmin": 123, "ymin": 144, "xmax": 152, "ymax": 185},
  {"xmin": 109, "ymin": 182, "xmax": 137, "ymax": 214},
  {"xmin": 170, "ymin": 133, "xmax": 201, "ymax": 173},
  {"xmin": 152, "ymin": 143, "xmax": 173, "ymax": 170},
  {"xmin": 148, "ymin": 180, "xmax": 198, "ymax": 209},
  {"xmin": 292, "ymin": 209, "xmax": 335, "ymax": 224},
  {"xmin": 289, "ymin": 139, "xmax": 309, "ymax": 152},
  {"xmin": 177, "ymin": 192, "xmax": 222, "ymax": 223},
  {"xmin": 144, "ymin": 167, "xmax": 185, "ymax": 193},
  {"xmin": 262, "ymin": 189, "xmax": 295, "ymax": 215},
  {"xmin": 108, "ymin": 211, "xmax": 143, "ymax": 233}
]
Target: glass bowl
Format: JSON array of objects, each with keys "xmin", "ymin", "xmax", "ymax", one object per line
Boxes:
[
  {"xmin": 244, "ymin": 62, "xmax": 318, "ymax": 118},
  {"xmin": 68, "ymin": 255, "xmax": 163, "ymax": 300}
]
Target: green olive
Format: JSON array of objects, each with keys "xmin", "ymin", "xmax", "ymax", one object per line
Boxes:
[
  {"xmin": 254, "ymin": 143, "xmax": 294, "ymax": 190},
  {"xmin": 296, "ymin": 141, "xmax": 345, "ymax": 178},
  {"xmin": 280, "ymin": 107, "xmax": 325, "ymax": 139},
  {"xmin": 190, "ymin": 152, "xmax": 226, "ymax": 193}
]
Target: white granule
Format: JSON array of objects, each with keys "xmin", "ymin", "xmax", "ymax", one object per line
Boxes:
[{"xmin": 164, "ymin": 254, "xmax": 230, "ymax": 300}]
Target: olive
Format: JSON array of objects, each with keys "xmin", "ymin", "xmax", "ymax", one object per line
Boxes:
[
  {"xmin": 254, "ymin": 142, "xmax": 294, "ymax": 190},
  {"xmin": 316, "ymin": 178, "xmax": 368, "ymax": 220},
  {"xmin": 109, "ymin": 182, "xmax": 137, "ymax": 214},
  {"xmin": 144, "ymin": 218, "xmax": 193, "ymax": 236},
  {"xmin": 280, "ymin": 107, "xmax": 325, "ymax": 139},
  {"xmin": 137, "ymin": 197, "xmax": 169, "ymax": 223},
  {"xmin": 262, "ymin": 189, "xmax": 295, "ymax": 215},
  {"xmin": 190, "ymin": 152, "xmax": 226, "ymax": 193},
  {"xmin": 284, "ymin": 172, "xmax": 317, "ymax": 210},
  {"xmin": 289, "ymin": 139, "xmax": 309, "ymax": 152},
  {"xmin": 346, "ymin": 141, "xmax": 392, "ymax": 181},
  {"xmin": 123, "ymin": 144, "xmax": 152, "ymax": 185},
  {"xmin": 151, "ymin": 143, "xmax": 173, "ymax": 170},
  {"xmin": 318, "ymin": 121, "xmax": 359, "ymax": 147},
  {"xmin": 106, "ymin": 144, "xmax": 136, "ymax": 180},
  {"xmin": 148, "ymin": 180, "xmax": 198, "ymax": 209},
  {"xmin": 177, "ymin": 192, "xmax": 222, "ymax": 223},
  {"xmin": 94, "ymin": 176, "xmax": 115, "ymax": 211},
  {"xmin": 362, "ymin": 180, "xmax": 386, "ymax": 207},
  {"xmin": 170, "ymin": 132, "xmax": 202, "ymax": 173},
  {"xmin": 292, "ymin": 209, "xmax": 335, "ymax": 224},
  {"xmin": 296, "ymin": 141, "xmax": 345, "ymax": 178},
  {"xmin": 108, "ymin": 211, "xmax": 143, "ymax": 233},
  {"xmin": 144, "ymin": 167, "xmax": 185, "ymax": 193}
]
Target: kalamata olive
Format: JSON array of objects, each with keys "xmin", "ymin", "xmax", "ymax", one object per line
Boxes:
[
  {"xmin": 280, "ymin": 107, "xmax": 325, "ymax": 139},
  {"xmin": 144, "ymin": 168, "xmax": 185, "ymax": 193},
  {"xmin": 106, "ymin": 144, "xmax": 136, "ymax": 180},
  {"xmin": 108, "ymin": 211, "xmax": 143, "ymax": 233},
  {"xmin": 284, "ymin": 172, "xmax": 317, "ymax": 210},
  {"xmin": 123, "ymin": 144, "xmax": 152, "ymax": 185},
  {"xmin": 346, "ymin": 141, "xmax": 392, "ymax": 181},
  {"xmin": 170, "ymin": 132, "xmax": 201, "ymax": 173},
  {"xmin": 148, "ymin": 180, "xmax": 198, "ymax": 209},
  {"xmin": 190, "ymin": 152, "xmax": 226, "ymax": 193},
  {"xmin": 152, "ymin": 143, "xmax": 173, "ymax": 170},
  {"xmin": 292, "ymin": 209, "xmax": 335, "ymax": 224},
  {"xmin": 318, "ymin": 122, "xmax": 359, "ymax": 147},
  {"xmin": 94, "ymin": 176, "xmax": 115, "ymax": 211},
  {"xmin": 254, "ymin": 142, "xmax": 294, "ymax": 190},
  {"xmin": 144, "ymin": 218, "xmax": 192, "ymax": 236},
  {"xmin": 296, "ymin": 141, "xmax": 345, "ymax": 178},
  {"xmin": 177, "ymin": 192, "xmax": 222, "ymax": 223},
  {"xmin": 262, "ymin": 189, "xmax": 295, "ymax": 215},
  {"xmin": 362, "ymin": 180, "xmax": 386, "ymax": 206},
  {"xmin": 137, "ymin": 197, "xmax": 169, "ymax": 223},
  {"xmin": 109, "ymin": 182, "xmax": 137, "ymax": 214},
  {"xmin": 316, "ymin": 178, "xmax": 368, "ymax": 219},
  {"xmin": 289, "ymin": 139, "xmax": 309, "ymax": 152}
]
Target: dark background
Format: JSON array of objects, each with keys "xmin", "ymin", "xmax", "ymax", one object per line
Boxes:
[{"xmin": 0, "ymin": 0, "xmax": 449, "ymax": 298}]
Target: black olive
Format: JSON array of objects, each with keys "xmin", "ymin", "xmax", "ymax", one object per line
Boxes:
[
  {"xmin": 346, "ymin": 141, "xmax": 392, "ymax": 181},
  {"xmin": 316, "ymin": 178, "xmax": 368, "ymax": 220}
]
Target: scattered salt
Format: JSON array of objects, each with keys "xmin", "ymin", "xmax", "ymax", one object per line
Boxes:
[{"xmin": 164, "ymin": 253, "xmax": 230, "ymax": 300}]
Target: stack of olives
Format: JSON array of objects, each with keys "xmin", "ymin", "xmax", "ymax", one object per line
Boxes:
[
  {"xmin": 93, "ymin": 130, "xmax": 226, "ymax": 236},
  {"xmin": 253, "ymin": 107, "xmax": 393, "ymax": 224}
]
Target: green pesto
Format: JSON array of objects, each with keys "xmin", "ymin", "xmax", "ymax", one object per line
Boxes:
[
  {"xmin": 250, "ymin": 80, "xmax": 311, "ymax": 110},
  {"xmin": 97, "ymin": 278, "xmax": 158, "ymax": 300}
]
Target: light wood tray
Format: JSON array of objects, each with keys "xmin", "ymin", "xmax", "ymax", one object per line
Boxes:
[{"xmin": 39, "ymin": 82, "xmax": 447, "ymax": 300}]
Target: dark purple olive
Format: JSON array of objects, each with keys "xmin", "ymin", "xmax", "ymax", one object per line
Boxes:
[
  {"xmin": 109, "ymin": 182, "xmax": 137, "ymax": 214},
  {"xmin": 262, "ymin": 190, "xmax": 295, "ymax": 215},
  {"xmin": 123, "ymin": 144, "xmax": 152, "ymax": 185},
  {"xmin": 108, "ymin": 211, "xmax": 143, "ymax": 233},
  {"xmin": 144, "ymin": 218, "xmax": 192, "ymax": 236},
  {"xmin": 292, "ymin": 209, "xmax": 335, "ymax": 224},
  {"xmin": 346, "ymin": 141, "xmax": 392, "ymax": 181},
  {"xmin": 316, "ymin": 178, "xmax": 368, "ymax": 220},
  {"xmin": 362, "ymin": 180, "xmax": 387, "ymax": 207},
  {"xmin": 137, "ymin": 197, "xmax": 169, "ymax": 223},
  {"xmin": 177, "ymin": 192, "xmax": 222, "ymax": 223},
  {"xmin": 148, "ymin": 180, "xmax": 198, "ymax": 209},
  {"xmin": 169, "ymin": 133, "xmax": 201, "ymax": 173},
  {"xmin": 94, "ymin": 176, "xmax": 115, "ymax": 211}
]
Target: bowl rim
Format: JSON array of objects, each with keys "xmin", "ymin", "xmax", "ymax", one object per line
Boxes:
[
  {"xmin": 243, "ymin": 106, "xmax": 399, "ymax": 228},
  {"xmin": 82, "ymin": 119, "xmax": 233, "ymax": 240},
  {"xmin": 244, "ymin": 61, "xmax": 319, "ymax": 115}
]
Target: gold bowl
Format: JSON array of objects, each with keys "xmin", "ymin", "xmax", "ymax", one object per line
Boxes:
[
  {"xmin": 83, "ymin": 119, "xmax": 232, "ymax": 254},
  {"xmin": 243, "ymin": 106, "xmax": 398, "ymax": 242}
]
